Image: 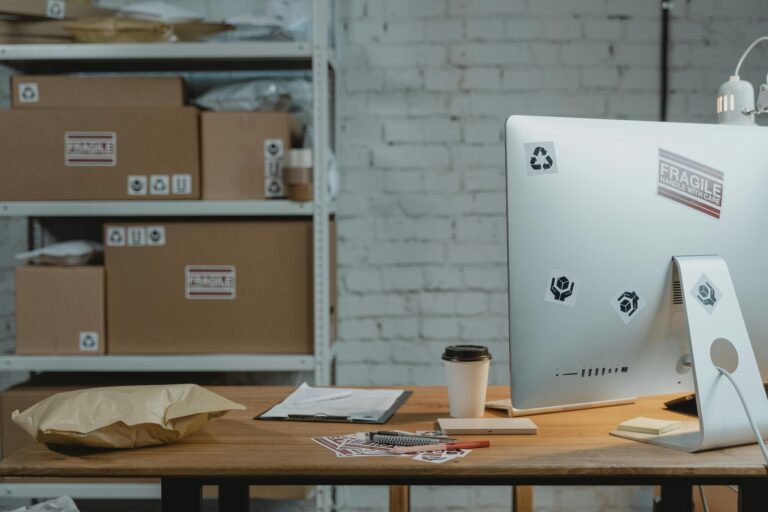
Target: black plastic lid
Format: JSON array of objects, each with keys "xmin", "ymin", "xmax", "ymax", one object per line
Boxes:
[{"xmin": 441, "ymin": 345, "xmax": 492, "ymax": 362}]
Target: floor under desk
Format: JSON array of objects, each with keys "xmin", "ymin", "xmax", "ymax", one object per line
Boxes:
[{"xmin": 1, "ymin": 386, "xmax": 767, "ymax": 512}]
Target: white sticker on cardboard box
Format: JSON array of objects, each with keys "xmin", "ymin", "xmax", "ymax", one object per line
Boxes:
[
  {"xmin": 185, "ymin": 265, "xmax": 236, "ymax": 300},
  {"xmin": 150, "ymin": 175, "xmax": 170, "ymax": 195},
  {"xmin": 172, "ymin": 174, "xmax": 192, "ymax": 195},
  {"xmin": 127, "ymin": 175, "xmax": 147, "ymax": 195},
  {"xmin": 79, "ymin": 332, "xmax": 99, "ymax": 352},
  {"xmin": 265, "ymin": 158, "xmax": 282, "ymax": 178},
  {"xmin": 127, "ymin": 226, "xmax": 147, "ymax": 246},
  {"xmin": 47, "ymin": 0, "xmax": 65, "ymax": 19},
  {"xmin": 106, "ymin": 226, "xmax": 126, "ymax": 247},
  {"xmin": 18, "ymin": 82, "xmax": 39, "ymax": 103},
  {"xmin": 264, "ymin": 139, "xmax": 284, "ymax": 159},
  {"xmin": 265, "ymin": 178, "xmax": 284, "ymax": 198},
  {"xmin": 66, "ymin": 132, "xmax": 117, "ymax": 167},
  {"xmin": 146, "ymin": 226, "xmax": 166, "ymax": 246}
]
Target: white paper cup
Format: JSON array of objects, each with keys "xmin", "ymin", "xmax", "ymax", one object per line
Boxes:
[{"xmin": 442, "ymin": 345, "xmax": 491, "ymax": 418}]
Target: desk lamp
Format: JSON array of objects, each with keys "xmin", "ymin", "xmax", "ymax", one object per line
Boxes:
[{"xmin": 716, "ymin": 36, "xmax": 768, "ymax": 125}]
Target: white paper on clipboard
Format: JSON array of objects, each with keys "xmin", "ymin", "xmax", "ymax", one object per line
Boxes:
[{"xmin": 259, "ymin": 383, "xmax": 407, "ymax": 422}]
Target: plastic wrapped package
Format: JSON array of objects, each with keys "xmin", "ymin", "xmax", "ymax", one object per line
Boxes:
[{"xmin": 15, "ymin": 240, "xmax": 103, "ymax": 266}]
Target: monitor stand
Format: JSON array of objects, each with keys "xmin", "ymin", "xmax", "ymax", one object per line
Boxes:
[{"xmin": 611, "ymin": 255, "xmax": 768, "ymax": 452}]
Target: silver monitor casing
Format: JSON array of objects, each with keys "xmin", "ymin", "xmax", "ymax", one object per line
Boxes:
[{"xmin": 504, "ymin": 115, "xmax": 768, "ymax": 414}]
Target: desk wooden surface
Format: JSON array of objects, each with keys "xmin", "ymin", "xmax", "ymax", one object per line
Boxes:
[{"xmin": 0, "ymin": 386, "xmax": 766, "ymax": 485}]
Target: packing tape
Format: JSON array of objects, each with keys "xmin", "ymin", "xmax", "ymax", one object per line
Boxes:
[
  {"xmin": 287, "ymin": 183, "xmax": 313, "ymax": 202},
  {"xmin": 288, "ymin": 148, "xmax": 312, "ymax": 168},
  {"xmin": 284, "ymin": 167, "xmax": 312, "ymax": 185}
]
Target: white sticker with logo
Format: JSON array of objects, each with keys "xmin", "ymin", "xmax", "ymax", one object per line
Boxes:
[
  {"xmin": 106, "ymin": 226, "xmax": 126, "ymax": 247},
  {"xmin": 127, "ymin": 226, "xmax": 147, "ymax": 246},
  {"xmin": 691, "ymin": 273, "xmax": 722, "ymax": 314},
  {"xmin": 17, "ymin": 82, "xmax": 39, "ymax": 103},
  {"xmin": 525, "ymin": 141, "xmax": 557, "ymax": 176},
  {"xmin": 150, "ymin": 175, "xmax": 170, "ymax": 195},
  {"xmin": 264, "ymin": 139, "xmax": 284, "ymax": 159},
  {"xmin": 66, "ymin": 132, "xmax": 117, "ymax": 167},
  {"xmin": 146, "ymin": 226, "xmax": 166, "ymax": 246},
  {"xmin": 47, "ymin": 0, "xmax": 65, "ymax": 19},
  {"xmin": 610, "ymin": 286, "xmax": 647, "ymax": 325},
  {"xmin": 185, "ymin": 265, "xmax": 236, "ymax": 300},
  {"xmin": 127, "ymin": 175, "xmax": 147, "ymax": 195},
  {"xmin": 172, "ymin": 174, "xmax": 192, "ymax": 195},
  {"xmin": 264, "ymin": 178, "xmax": 285, "ymax": 198},
  {"xmin": 79, "ymin": 331, "xmax": 99, "ymax": 352},
  {"xmin": 544, "ymin": 268, "xmax": 580, "ymax": 307},
  {"xmin": 658, "ymin": 148, "xmax": 723, "ymax": 219}
]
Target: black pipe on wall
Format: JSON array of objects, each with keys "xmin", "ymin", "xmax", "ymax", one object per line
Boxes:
[{"xmin": 660, "ymin": 1, "xmax": 672, "ymax": 121}]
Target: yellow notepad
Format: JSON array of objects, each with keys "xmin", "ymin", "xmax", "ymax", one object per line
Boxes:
[{"xmin": 617, "ymin": 417, "xmax": 682, "ymax": 435}]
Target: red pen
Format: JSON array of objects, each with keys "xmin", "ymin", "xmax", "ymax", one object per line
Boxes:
[{"xmin": 390, "ymin": 440, "xmax": 490, "ymax": 454}]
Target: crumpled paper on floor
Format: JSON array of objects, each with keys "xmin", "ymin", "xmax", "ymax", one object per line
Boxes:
[{"xmin": 12, "ymin": 384, "xmax": 245, "ymax": 449}]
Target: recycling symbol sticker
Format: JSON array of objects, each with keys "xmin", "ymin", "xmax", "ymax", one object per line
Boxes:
[
  {"xmin": 524, "ymin": 141, "xmax": 558, "ymax": 176},
  {"xmin": 691, "ymin": 274, "xmax": 722, "ymax": 314},
  {"xmin": 18, "ymin": 82, "xmax": 39, "ymax": 104},
  {"xmin": 79, "ymin": 331, "xmax": 99, "ymax": 352},
  {"xmin": 106, "ymin": 226, "xmax": 126, "ymax": 247}
]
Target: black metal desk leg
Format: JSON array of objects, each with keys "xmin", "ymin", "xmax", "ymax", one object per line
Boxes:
[
  {"xmin": 219, "ymin": 481, "xmax": 250, "ymax": 512},
  {"xmin": 161, "ymin": 478, "xmax": 202, "ymax": 512},
  {"xmin": 739, "ymin": 480, "xmax": 768, "ymax": 512},
  {"xmin": 658, "ymin": 484, "xmax": 693, "ymax": 512}
]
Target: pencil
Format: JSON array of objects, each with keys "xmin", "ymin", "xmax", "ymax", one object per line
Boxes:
[{"xmin": 390, "ymin": 440, "xmax": 490, "ymax": 454}]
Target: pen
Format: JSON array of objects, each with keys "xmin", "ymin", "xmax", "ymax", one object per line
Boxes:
[
  {"xmin": 390, "ymin": 440, "xmax": 491, "ymax": 454},
  {"xmin": 295, "ymin": 391, "xmax": 353, "ymax": 405}
]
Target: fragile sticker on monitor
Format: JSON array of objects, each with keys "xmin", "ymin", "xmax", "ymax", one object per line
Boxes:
[
  {"xmin": 65, "ymin": 132, "xmax": 116, "ymax": 167},
  {"xmin": 544, "ymin": 268, "xmax": 579, "ymax": 307},
  {"xmin": 657, "ymin": 148, "xmax": 723, "ymax": 219},
  {"xmin": 610, "ymin": 287, "xmax": 647, "ymax": 325},
  {"xmin": 185, "ymin": 265, "xmax": 236, "ymax": 300},
  {"xmin": 691, "ymin": 273, "xmax": 722, "ymax": 314}
]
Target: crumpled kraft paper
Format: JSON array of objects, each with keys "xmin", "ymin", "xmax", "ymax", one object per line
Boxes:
[
  {"xmin": 12, "ymin": 384, "xmax": 245, "ymax": 449},
  {"xmin": 65, "ymin": 17, "xmax": 174, "ymax": 43}
]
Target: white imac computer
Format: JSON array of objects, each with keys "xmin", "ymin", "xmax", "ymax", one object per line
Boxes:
[{"xmin": 504, "ymin": 115, "xmax": 768, "ymax": 453}]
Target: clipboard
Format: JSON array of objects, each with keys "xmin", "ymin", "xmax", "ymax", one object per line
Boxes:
[{"xmin": 253, "ymin": 384, "xmax": 412, "ymax": 424}]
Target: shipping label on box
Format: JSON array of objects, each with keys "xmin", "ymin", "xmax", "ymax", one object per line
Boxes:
[
  {"xmin": 185, "ymin": 265, "xmax": 236, "ymax": 300},
  {"xmin": 65, "ymin": 132, "xmax": 117, "ymax": 167}
]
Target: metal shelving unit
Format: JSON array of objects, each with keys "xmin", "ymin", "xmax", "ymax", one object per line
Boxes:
[{"xmin": 0, "ymin": 1, "xmax": 337, "ymax": 509}]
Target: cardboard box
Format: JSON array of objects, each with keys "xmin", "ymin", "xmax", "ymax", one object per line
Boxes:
[
  {"xmin": 15, "ymin": 266, "xmax": 105, "ymax": 355},
  {"xmin": 201, "ymin": 112, "xmax": 302, "ymax": 200},
  {"xmin": 105, "ymin": 220, "xmax": 336, "ymax": 354},
  {"xmin": 0, "ymin": 107, "xmax": 200, "ymax": 201},
  {"xmin": 11, "ymin": 75, "xmax": 185, "ymax": 109},
  {"xmin": 0, "ymin": 0, "xmax": 114, "ymax": 19}
]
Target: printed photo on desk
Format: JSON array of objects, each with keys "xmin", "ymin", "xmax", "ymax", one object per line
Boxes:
[{"xmin": 254, "ymin": 382, "xmax": 411, "ymax": 423}]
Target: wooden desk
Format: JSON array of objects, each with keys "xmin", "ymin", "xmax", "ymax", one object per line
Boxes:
[{"xmin": 0, "ymin": 386, "xmax": 766, "ymax": 512}]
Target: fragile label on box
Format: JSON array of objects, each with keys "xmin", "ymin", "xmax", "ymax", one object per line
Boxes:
[
  {"xmin": 65, "ymin": 132, "xmax": 117, "ymax": 167},
  {"xmin": 185, "ymin": 265, "xmax": 236, "ymax": 300}
]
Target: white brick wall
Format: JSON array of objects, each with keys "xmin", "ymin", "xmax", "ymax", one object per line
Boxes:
[{"xmin": 334, "ymin": 0, "xmax": 768, "ymax": 510}]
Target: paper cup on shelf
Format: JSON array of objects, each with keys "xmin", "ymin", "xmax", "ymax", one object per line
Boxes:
[{"xmin": 442, "ymin": 345, "xmax": 492, "ymax": 418}]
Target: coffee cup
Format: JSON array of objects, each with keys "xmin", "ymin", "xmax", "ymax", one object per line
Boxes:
[{"xmin": 442, "ymin": 345, "xmax": 492, "ymax": 418}]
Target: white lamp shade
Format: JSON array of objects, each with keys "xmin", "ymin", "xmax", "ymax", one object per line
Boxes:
[{"xmin": 717, "ymin": 76, "xmax": 756, "ymax": 125}]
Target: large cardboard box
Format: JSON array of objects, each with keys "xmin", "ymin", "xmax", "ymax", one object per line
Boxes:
[
  {"xmin": 105, "ymin": 220, "xmax": 335, "ymax": 354},
  {"xmin": 15, "ymin": 266, "xmax": 105, "ymax": 355},
  {"xmin": 0, "ymin": 108, "xmax": 200, "ymax": 201},
  {"xmin": 201, "ymin": 112, "xmax": 301, "ymax": 200},
  {"xmin": 11, "ymin": 75, "xmax": 185, "ymax": 109}
]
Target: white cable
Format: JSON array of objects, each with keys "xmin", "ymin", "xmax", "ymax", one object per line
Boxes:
[
  {"xmin": 734, "ymin": 36, "xmax": 768, "ymax": 77},
  {"xmin": 715, "ymin": 366, "xmax": 768, "ymax": 465},
  {"xmin": 698, "ymin": 485, "xmax": 710, "ymax": 512}
]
